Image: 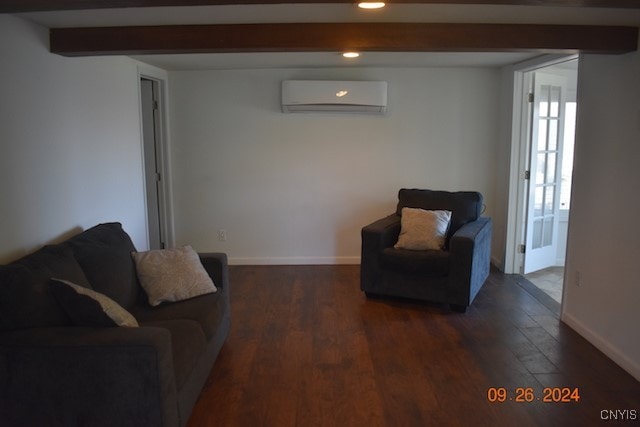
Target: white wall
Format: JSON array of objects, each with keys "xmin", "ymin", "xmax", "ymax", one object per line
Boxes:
[
  {"xmin": 169, "ymin": 67, "xmax": 502, "ymax": 264},
  {"xmin": 0, "ymin": 15, "xmax": 148, "ymax": 263},
  {"xmin": 562, "ymin": 50, "xmax": 640, "ymax": 380}
]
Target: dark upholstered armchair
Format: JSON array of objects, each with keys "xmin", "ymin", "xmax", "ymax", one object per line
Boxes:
[{"xmin": 360, "ymin": 189, "xmax": 492, "ymax": 312}]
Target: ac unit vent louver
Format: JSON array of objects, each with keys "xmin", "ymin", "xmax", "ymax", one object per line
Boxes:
[{"xmin": 281, "ymin": 80, "xmax": 388, "ymax": 114}]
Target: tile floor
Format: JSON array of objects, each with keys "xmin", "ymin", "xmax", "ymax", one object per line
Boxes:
[{"xmin": 524, "ymin": 266, "xmax": 564, "ymax": 303}]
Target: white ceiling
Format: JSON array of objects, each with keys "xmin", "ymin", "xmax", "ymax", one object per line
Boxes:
[
  {"xmin": 16, "ymin": 4, "xmax": 640, "ymax": 70},
  {"xmin": 18, "ymin": 4, "xmax": 640, "ymax": 27}
]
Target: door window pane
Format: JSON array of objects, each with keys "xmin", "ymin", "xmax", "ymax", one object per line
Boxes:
[
  {"xmin": 550, "ymin": 86, "xmax": 561, "ymax": 118},
  {"xmin": 548, "ymin": 119, "xmax": 558, "ymax": 151},
  {"xmin": 537, "ymin": 119, "xmax": 548, "ymax": 151},
  {"xmin": 544, "ymin": 186, "xmax": 555, "ymax": 214},
  {"xmin": 560, "ymin": 102, "xmax": 577, "ymax": 210},
  {"xmin": 539, "ymin": 85, "xmax": 550, "ymax": 117},
  {"xmin": 532, "ymin": 219, "xmax": 543, "ymax": 249},
  {"xmin": 546, "ymin": 153, "xmax": 556, "ymax": 184},
  {"xmin": 534, "ymin": 186, "xmax": 543, "ymax": 217},
  {"xmin": 536, "ymin": 153, "xmax": 546, "ymax": 184},
  {"xmin": 543, "ymin": 217, "xmax": 554, "ymax": 247}
]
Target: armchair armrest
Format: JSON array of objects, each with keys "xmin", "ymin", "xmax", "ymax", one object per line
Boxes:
[
  {"xmin": 450, "ymin": 217, "xmax": 492, "ymax": 250},
  {"xmin": 448, "ymin": 217, "xmax": 492, "ymax": 306},
  {"xmin": 361, "ymin": 214, "xmax": 401, "ymax": 252},
  {"xmin": 0, "ymin": 326, "xmax": 178, "ymax": 427},
  {"xmin": 361, "ymin": 214, "xmax": 400, "ymax": 292}
]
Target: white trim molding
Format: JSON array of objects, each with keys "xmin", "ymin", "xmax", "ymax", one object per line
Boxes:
[{"xmin": 562, "ymin": 312, "xmax": 640, "ymax": 382}]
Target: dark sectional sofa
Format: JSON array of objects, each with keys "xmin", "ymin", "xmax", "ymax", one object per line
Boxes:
[{"xmin": 0, "ymin": 223, "xmax": 230, "ymax": 427}]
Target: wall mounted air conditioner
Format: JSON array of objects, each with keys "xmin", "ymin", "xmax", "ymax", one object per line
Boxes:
[{"xmin": 281, "ymin": 80, "xmax": 388, "ymax": 114}]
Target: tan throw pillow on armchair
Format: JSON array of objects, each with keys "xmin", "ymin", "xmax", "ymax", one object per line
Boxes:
[
  {"xmin": 394, "ymin": 207, "xmax": 452, "ymax": 251},
  {"xmin": 132, "ymin": 246, "xmax": 217, "ymax": 307}
]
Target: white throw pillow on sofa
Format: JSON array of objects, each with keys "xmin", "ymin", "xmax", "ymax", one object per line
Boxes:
[
  {"xmin": 394, "ymin": 207, "xmax": 452, "ymax": 251},
  {"xmin": 132, "ymin": 246, "xmax": 217, "ymax": 307}
]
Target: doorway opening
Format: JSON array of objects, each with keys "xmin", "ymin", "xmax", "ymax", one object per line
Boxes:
[
  {"xmin": 507, "ymin": 57, "xmax": 578, "ymax": 305},
  {"xmin": 140, "ymin": 77, "xmax": 169, "ymax": 250}
]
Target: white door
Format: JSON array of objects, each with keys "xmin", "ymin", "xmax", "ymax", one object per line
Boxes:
[
  {"xmin": 141, "ymin": 78, "xmax": 164, "ymax": 249},
  {"xmin": 523, "ymin": 73, "xmax": 567, "ymax": 274}
]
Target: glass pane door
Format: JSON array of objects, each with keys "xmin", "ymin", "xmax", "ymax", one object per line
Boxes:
[{"xmin": 524, "ymin": 74, "xmax": 567, "ymax": 274}]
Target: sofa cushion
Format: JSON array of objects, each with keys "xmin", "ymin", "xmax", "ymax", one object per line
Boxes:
[
  {"xmin": 395, "ymin": 208, "xmax": 451, "ymax": 251},
  {"xmin": 140, "ymin": 319, "xmax": 207, "ymax": 390},
  {"xmin": 132, "ymin": 246, "xmax": 217, "ymax": 307},
  {"xmin": 15, "ymin": 244, "xmax": 92, "ymax": 288},
  {"xmin": 0, "ymin": 264, "xmax": 71, "ymax": 331},
  {"xmin": 131, "ymin": 292, "xmax": 224, "ymax": 341},
  {"xmin": 0, "ymin": 244, "xmax": 91, "ymax": 331},
  {"xmin": 66, "ymin": 223, "xmax": 140, "ymax": 309},
  {"xmin": 396, "ymin": 189, "xmax": 483, "ymax": 239},
  {"xmin": 50, "ymin": 279, "xmax": 139, "ymax": 328},
  {"xmin": 380, "ymin": 248, "xmax": 450, "ymax": 277}
]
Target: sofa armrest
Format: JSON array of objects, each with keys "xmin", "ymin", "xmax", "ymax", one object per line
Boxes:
[
  {"xmin": 448, "ymin": 217, "xmax": 492, "ymax": 306},
  {"xmin": 0, "ymin": 326, "xmax": 179, "ymax": 427},
  {"xmin": 199, "ymin": 252, "xmax": 228, "ymax": 290},
  {"xmin": 199, "ymin": 253, "xmax": 230, "ymax": 313}
]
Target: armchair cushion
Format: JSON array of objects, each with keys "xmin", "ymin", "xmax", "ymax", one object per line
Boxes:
[
  {"xmin": 394, "ymin": 208, "xmax": 451, "ymax": 251},
  {"xmin": 396, "ymin": 189, "xmax": 483, "ymax": 243},
  {"xmin": 381, "ymin": 248, "xmax": 450, "ymax": 276}
]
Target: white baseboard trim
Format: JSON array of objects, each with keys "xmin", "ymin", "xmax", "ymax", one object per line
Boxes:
[
  {"xmin": 228, "ymin": 256, "xmax": 361, "ymax": 266},
  {"xmin": 491, "ymin": 256, "xmax": 504, "ymax": 272},
  {"xmin": 562, "ymin": 312, "xmax": 640, "ymax": 382}
]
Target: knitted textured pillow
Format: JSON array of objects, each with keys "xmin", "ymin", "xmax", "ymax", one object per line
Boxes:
[
  {"xmin": 132, "ymin": 246, "xmax": 217, "ymax": 307},
  {"xmin": 395, "ymin": 208, "xmax": 452, "ymax": 251}
]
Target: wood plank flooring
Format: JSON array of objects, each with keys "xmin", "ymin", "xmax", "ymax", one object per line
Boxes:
[{"xmin": 187, "ymin": 265, "xmax": 640, "ymax": 427}]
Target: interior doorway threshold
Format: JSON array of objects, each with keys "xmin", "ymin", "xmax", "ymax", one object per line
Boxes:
[{"xmin": 511, "ymin": 274, "xmax": 561, "ymax": 317}]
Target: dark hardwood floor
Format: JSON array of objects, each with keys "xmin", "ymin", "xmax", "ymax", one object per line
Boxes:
[{"xmin": 187, "ymin": 265, "xmax": 640, "ymax": 426}]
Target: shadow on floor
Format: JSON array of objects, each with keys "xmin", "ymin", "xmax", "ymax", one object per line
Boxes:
[
  {"xmin": 525, "ymin": 266, "xmax": 564, "ymax": 303},
  {"xmin": 513, "ymin": 268, "xmax": 563, "ymax": 317}
]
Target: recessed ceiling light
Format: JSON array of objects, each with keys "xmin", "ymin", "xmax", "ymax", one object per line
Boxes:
[
  {"xmin": 358, "ymin": 2, "xmax": 386, "ymax": 9},
  {"xmin": 343, "ymin": 52, "xmax": 360, "ymax": 58}
]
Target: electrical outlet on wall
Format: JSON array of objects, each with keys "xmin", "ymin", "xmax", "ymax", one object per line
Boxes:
[{"xmin": 218, "ymin": 229, "xmax": 227, "ymax": 242}]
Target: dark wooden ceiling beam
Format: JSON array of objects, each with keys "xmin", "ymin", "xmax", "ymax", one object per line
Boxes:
[
  {"xmin": 50, "ymin": 23, "xmax": 638, "ymax": 56},
  {"xmin": 3, "ymin": 0, "xmax": 640, "ymax": 13}
]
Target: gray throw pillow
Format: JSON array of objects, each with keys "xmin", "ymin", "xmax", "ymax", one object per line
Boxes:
[
  {"xmin": 132, "ymin": 246, "xmax": 217, "ymax": 307},
  {"xmin": 395, "ymin": 207, "xmax": 452, "ymax": 251}
]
